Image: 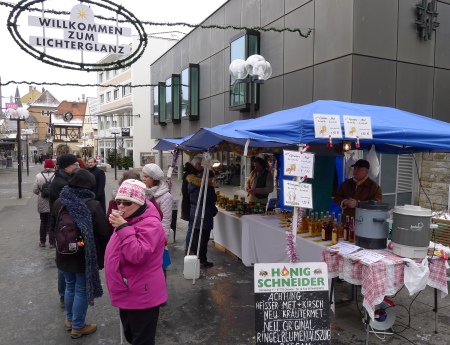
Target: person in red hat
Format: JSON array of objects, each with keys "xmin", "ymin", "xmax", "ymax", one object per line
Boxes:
[
  {"xmin": 32, "ymin": 158, "xmax": 56, "ymax": 248},
  {"xmin": 333, "ymin": 159, "xmax": 382, "ymax": 222}
]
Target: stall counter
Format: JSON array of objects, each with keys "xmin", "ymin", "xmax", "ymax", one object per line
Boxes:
[{"xmin": 213, "ymin": 210, "xmax": 329, "ymax": 265}]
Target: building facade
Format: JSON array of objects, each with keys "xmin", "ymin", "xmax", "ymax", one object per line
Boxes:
[
  {"xmin": 96, "ymin": 36, "xmax": 178, "ymax": 168},
  {"xmin": 150, "ymin": 0, "xmax": 450, "ymax": 210},
  {"xmin": 27, "ymin": 90, "xmax": 60, "ymax": 156}
]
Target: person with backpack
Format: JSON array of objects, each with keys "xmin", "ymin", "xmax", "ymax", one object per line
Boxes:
[
  {"xmin": 49, "ymin": 153, "xmax": 80, "ymax": 308},
  {"xmin": 50, "ymin": 168, "xmax": 111, "ymax": 339},
  {"xmin": 32, "ymin": 158, "xmax": 56, "ymax": 248}
]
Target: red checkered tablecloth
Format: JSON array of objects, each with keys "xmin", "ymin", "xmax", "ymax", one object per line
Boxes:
[{"xmin": 322, "ymin": 248, "xmax": 448, "ymax": 319}]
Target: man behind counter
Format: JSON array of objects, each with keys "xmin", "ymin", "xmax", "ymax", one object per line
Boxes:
[
  {"xmin": 333, "ymin": 159, "xmax": 382, "ymax": 221},
  {"xmin": 245, "ymin": 157, "xmax": 274, "ymax": 205}
]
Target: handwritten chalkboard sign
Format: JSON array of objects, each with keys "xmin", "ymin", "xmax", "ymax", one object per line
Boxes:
[{"xmin": 254, "ymin": 262, "xmax": 330, "ymax": 345}]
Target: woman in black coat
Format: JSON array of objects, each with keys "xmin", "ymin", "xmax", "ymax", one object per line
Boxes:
[
  {"xmin": 187, "ymin": 169, "xmax": 217, "ymax": 268},
  {"xmin": 182, "ymin": 162, "xmax": 197, "ymax": 253}
]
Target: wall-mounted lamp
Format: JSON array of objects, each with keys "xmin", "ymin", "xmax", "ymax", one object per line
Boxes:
[
  {"xmin": 342, "ymin": 141, "xmax": 352, "ymax": 153},
  {"xmin": 212, "ymin": 160, "xmax": 221, "ymax": 168}
]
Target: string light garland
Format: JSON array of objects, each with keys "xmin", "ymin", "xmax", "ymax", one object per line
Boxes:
[
  {"xmin": 0, "ymin": 80, "xmax": 161, "ymax": 88},
  {"xmin": 7, "ymin": 0, "xmax": 148, "ymax": 72},
  {"xmin": 0, "ymin": 1, "xmax": 313, "ymax": 38}
]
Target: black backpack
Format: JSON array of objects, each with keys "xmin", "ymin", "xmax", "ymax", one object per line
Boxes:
[
  {"xmin": 55, "ymin": 199, "xmax": 92, "ymax": 255},
  {"xmin": 40, "ymin": 173, "xmax": 54, "ymax": 199}
]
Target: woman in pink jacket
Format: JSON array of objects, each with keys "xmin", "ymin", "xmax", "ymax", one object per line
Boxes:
[{"xmin": 105, "ymin": 179, "xmax": 167, "ymax": 345}]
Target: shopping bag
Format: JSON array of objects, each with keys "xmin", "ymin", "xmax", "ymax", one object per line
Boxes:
[
  {"xmin": 367, "ymin": 145, "xmax": 380, "ymax": 179},
  {"xmin": 403, "ymin": 258, "xmax": 430, "ymax": 295}
]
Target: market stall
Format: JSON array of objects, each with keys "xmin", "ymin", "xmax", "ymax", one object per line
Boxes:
[{"xmin": 158, "ymin": 100, "xmax": 450, "ymax": 335}]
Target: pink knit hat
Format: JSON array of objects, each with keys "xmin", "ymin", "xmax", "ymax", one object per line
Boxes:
[{"xmin": 116, "ymin": 179, "xmax": 146, "ymax": 206}]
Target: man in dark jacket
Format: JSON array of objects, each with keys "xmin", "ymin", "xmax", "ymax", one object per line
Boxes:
[
  {"xmin": 182, "ymin": 161, "xmax": 197, "ymax": 254},
  {"xmin": 48, "ymin": 153, "xmax": 80, "ymax": 308},
  {"xmin": 333, "ymin": 159, "xmax": 382, "ymax": 223},
  {"xmin": 49, "ymin": 154, "xmax": 80, "ymax": 211},
  {"xmin": 245, "ymin": 157, "xmax": 274, "ymax": 205},
  {"xmin": 86, "ymin": 157, "xmax": 106, "ymax": 212}
]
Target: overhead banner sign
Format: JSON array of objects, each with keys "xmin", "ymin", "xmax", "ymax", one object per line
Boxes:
[
  {"xmin": 313, "ymin": 114, "xmax": 343, "ymax": 138},
  {"xmin": 343, "ymin": 115, "xmax": 373, "ymax": 139},
  {"xmin": 28, "ymin": 4, "xmax": 131, "ymax": 55}
]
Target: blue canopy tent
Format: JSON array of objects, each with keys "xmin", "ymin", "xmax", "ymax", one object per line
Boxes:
[
  {"xmin": 153, "ymin": 134, "xmax": 194, "ymax": 151},
  {"xmin": 234, "ymin": 100, "xmax": 450, "ymax": 154},
  {"xmin": 177, "ymin": 119, "xmax": 292, "ymax": 151}
]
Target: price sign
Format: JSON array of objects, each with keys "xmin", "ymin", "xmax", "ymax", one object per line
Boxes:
[
  {"xmin": 283, "ymin": 180, "xmax": 313, "ymax": 209},
  {"xmin": 254, "ymin": 262, "xmax": 331, "ymax": 345},
  {"xmin": 343, "ymin": 115, "xmax": 373, "ymax": 139},
  {"xmin": 283, "ymin": 150, "xmax": 315, "ymax": 178},
  {"xmin": 313, "ymin": 114, "xmax": 343, "ymax": 138}
]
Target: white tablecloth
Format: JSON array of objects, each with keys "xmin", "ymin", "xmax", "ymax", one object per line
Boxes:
[
  {"xmin": 241, "ymin": 214, "xmax": 327, "ymax": 265},
  {"xmin": 213, "ymin": 210, "xmax": 243, "ymax": 258},
  {"xmin": 213, "ymin": 211, "xmax": 328, "ymax": 266}
]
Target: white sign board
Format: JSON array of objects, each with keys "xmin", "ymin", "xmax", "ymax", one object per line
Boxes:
[
  {"xmin": 283, "ymin": 150, "xmax": 315, "ymax": 178},
  {"xmin": 283, "ymin": 180, "xmax": 313, "ymax": 209},
  {"xmin": 350, "ymin": 250, "xmax": 385, "ymax": 264},
  {"xmin": 343, "ymin": 115, "xmax": 373, "ymax": 139},
  {"xmin": 313, "ymin": 114, "xmax": 343, "ymax": 138}
]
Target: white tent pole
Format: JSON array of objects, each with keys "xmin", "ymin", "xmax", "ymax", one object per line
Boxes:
[
  {"xmin": 193, "ymin": 164, "xmax": 210, "ymax": 285},
  {"xmin": 187, "ymin": 165, "xmax": 207, "ymax": 256}
]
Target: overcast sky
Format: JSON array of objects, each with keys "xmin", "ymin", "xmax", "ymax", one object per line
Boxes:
[{"xmin": 0, "ymin": 0, "xmax": 227, "ymax": 109}]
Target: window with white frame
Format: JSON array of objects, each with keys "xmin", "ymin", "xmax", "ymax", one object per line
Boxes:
[
  {"xmin": 100, "ymin": 94, "xmax": 104, "ymax": 104},
  {"xmin": 106, "ymin": 91, "xmax": 111, "ymax": 102},
  {"xmin": 122, "ymin": 84, "xmax": 131, "ymax": 96},
  {"xmin": 106, "ymin": 70, "xmax": 110, "ymax": 80},
  {"xmin": 99, "ymin": 73, "xmax": 103, "ymax": 83},
  {"xmin": 114, "ymin": 88, "xmax": 119, "ymax": 100}
]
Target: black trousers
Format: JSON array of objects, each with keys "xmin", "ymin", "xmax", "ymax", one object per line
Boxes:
[
  {"xmin": 119, "ymin": 306, "xmax": 160, "ymax": 345},
  {"xmin": 191, "ymin": 228, "xmax": 212, "ymax": 263}
]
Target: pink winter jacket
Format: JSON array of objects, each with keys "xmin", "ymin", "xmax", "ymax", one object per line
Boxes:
[{"xmin": 104, "ymin": 200, "xmax": 167, "ymax": 309}]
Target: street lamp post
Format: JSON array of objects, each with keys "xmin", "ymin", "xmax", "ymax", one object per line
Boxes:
[
  {"xmin": 5, "ymin": 108, "xmax": 30, "ymax": 198},
  {"xmin": 110, "ymin": 127, "xmax": 121, "ymax": 180},
  {"xmin": 22, "ymin": 129, "xmax": 33, "ymax": 177},
  {"xmin": 229, "ymin": 55, "xmax": 272, "ymax": 118}
]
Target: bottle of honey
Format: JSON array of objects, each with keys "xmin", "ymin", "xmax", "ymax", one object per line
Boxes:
[
  {"xmin": 308, "ymin": 210, "xmax": 314, "ymax": 237},
  {"xmin": 331, "ymin": 216, "xmax": 338, "ymax": 245},
  {"xmin": 321, "ymin": 216, "xmax": 328, "ymax": 241},
  {"xmin": 314, "ymin": 212, "xmax": 320, "ymax": 236},
  {"xmin": 349, "ymin": 217, "xmax": 356, "ymax": 243},
  {"xmin": 343, "ymin": 215, "xmax": 350, "ymax": 241},
  {"xmin": 337, "ymin": 214, "xmax": 343, "ymax": 238},
  {"xmin": 301, "ymin": 209, "xmax": 309, "ymax": 233}
]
